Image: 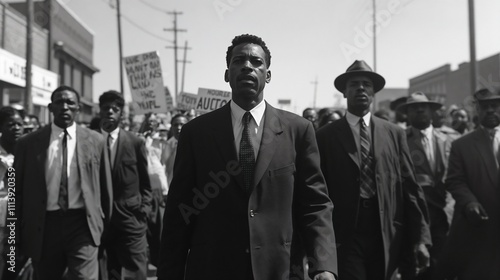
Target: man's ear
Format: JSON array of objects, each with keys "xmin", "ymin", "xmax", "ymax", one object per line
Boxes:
[
  {"xmin": 48, "ymin": 103, "xmax": 53, "ymax": 113},
  {"xmin": 224, "ymin": 70, "xmax": 229, "ymax": 82},
  {"xmin": 266, "ymin": 70, "xmax": 271, "ymax": 83}
]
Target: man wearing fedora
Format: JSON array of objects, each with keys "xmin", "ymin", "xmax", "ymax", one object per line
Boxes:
[
  {"xmin": 316, "ymin": 60, "xmax": 432, "ymax": 280},
  {"xmin": 397, "ymin": 92, "xmax": 455, "ymax": 280},
  {"xmin": 438, "ymin": 88, "xmax": 500, "ymax": 280}
]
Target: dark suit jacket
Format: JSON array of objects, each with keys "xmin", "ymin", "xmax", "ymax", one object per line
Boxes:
[
  {"xmin": 105, "ymin": 129, "xmax": 152, "ymax": 235},
  {"xmin": 158, "ymin": 102, "xmax": 337, "ymax": 280},
  {"xmin": 14, "ymin": 125, "xmax": 107, "ymax": 261},
  {"xmin": 316, "ymin": 116, "xmax": 431, "ymax": 280},
  {"xmin": 441, "ymin": 128, "xmax": 500, "ymax": 279}
]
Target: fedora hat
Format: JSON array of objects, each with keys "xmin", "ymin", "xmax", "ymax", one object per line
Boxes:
[
  {"xmin": 334, "ymin": 60, "xmax": 385, "ymax": 93},
  {"xmin": 396, "ymin": 91, "xmax": 442, "ymax": 113},
  {"xmin": 474, "ymin": 87, "xmax": 500, "ymax": 101},
  {"xmin": 389, "ymin": 96, "xmax": 408, "ymax": 111}
]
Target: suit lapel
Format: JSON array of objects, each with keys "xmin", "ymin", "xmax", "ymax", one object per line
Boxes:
[
  {"xmin": 474, "ymin": 129, "xmax": 497, "ymax": 185},
  {"xmin": 337, "ymin": 117, "xmax": 359, "ymax": 168},
  {"xmin": 212, "ymin": 104, "xmax": 243, "ymax": 189},
  {"xmin": 113, "ymin": 128, "xmax": 125, "ymax": 178},
  {"xmin": 76, "ymin": 126, "xmax": 90, "ymax": 180},
  {"xmin": 36, "ymin": 126, "xmax": 51, "ymax": 185},
  {"xmin": 434, "ymin": 130, "xmax": 448, "ymax": 174},
  {"xmin": 253, "ymin": 103, "xmax": 282, "ymax": 189}
]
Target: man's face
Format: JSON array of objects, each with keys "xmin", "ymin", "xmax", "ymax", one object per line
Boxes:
[
  {"xmin": 451, "ymin": 109, "xmax": 469, "ymax": 132},
  {"xmin": 225, "ymin": 43, "xmax": 271, "ymax": 106},
  {"xmin": 147, "ymin": 114, "xmax": 159, "ymax": 132},
  {"xmin": 407, "ymin": 103, "xmax": 433, "ymax": 130},
  {"xmin": 171, "ymin": 116, "xmax": 188, "ymax": 140},
  {"xmin": 303, "ymin": 109, "xmax": 317, "ymax": 123},
  {"xmin": 432, "ymin": 107, "xmax": 446, "ymax": 128},
  {"xmin": 344, "ymin": 75, "xmax": 374, "ymax": 115},
  {"xmin": 49, "ymin": 90, "xmax": 80, "ymax": 128},
  {"xmin": 477, "ymin": 100, "xmax": 500, "ymax": 129},
  {"xmin": 99, "ymin": 101, "xmax": 123, "ymax": 131},
  {"xmin": 1, "ymin": 113, "xmax": 23, "ymax": 143}
]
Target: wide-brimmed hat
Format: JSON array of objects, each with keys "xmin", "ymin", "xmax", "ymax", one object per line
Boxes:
[
  {"xmin": 334, "ymin": 60, "xmax": 386, "ymax": 93},
  {"xmin": 474, "ymin": 87, "xmax": 500, "ymax": 101},
  {"xmin": 389, "ymin": 96, "xmax": 408, "ymax": 111},
  {"xmin": 396, "ymin": 91, "xmax": 442, "ymax": 113}
]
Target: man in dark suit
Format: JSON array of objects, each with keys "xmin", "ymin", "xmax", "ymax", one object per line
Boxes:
[
  {"xmin": 158, "ymin": 34, "xmax": 337, "ymax": 280},
  {"xmin": 397, "ymin": 92, "xmax": 455, "ymax": 280},
  {"xmin": 438, "ymin": 88, "xmax": 500, "ymax": 280},
  {"xmin": 316, "ymin": 60, "xmax": 432, "ymax": 280},
  {"xmin": 98, "ymin": 90, "xmax": 152, "ymax": 280},
  {"xmin": 15, "ymin": 85, "xmax": 107, "ymax": 279}
]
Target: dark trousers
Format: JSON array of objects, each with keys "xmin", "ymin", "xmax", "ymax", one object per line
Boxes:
[
  {"xmin": 105, "ymin": 226, "xmax": 148, "ymax": 280},
  {"xmin": 339, "ymin": 197, "xmax": 385, "ymax": 280},
  {"xmin": 33, "ymin": 209, "xmax": 98, "ymax": 280}
]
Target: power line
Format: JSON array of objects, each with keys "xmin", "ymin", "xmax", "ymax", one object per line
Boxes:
[
  {"xmin": 100, "ymin": 0, "xmax": 172, "ymax": 43},
  {"xmin": 121, "ymin": 14, "xmax": 173, "ymax": 43},
  {"xmin": 137, "ymin": 0, "xmax": 169, "ymax": 14}
]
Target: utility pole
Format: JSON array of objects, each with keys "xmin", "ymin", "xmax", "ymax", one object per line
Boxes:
[
  {"xmin": 468, "ymin": 0, "xmax": 478, "ymax": 94},
  {"xmin": 116, "ymin": 0, "xmax": 124, "ymax": 94},
  {"xmin": 178, "ymin": 41, "xmax": 192, "ymax": 94},
  {"xmin": 372, "ymin": 0, "xmax": 377, "ymax": 110},
  {"xmin": 311, "ymin": 76, "xmax": 318, "ymax": 108},
  {"xmin": 25, "ymin": 0, "xmax": 34, "ymax": 114},
  {"xmin": 165, "ymin": 11, "xmax": 186, "ymax": 102}
]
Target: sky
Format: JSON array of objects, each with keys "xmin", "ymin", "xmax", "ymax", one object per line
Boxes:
[{"xmin": 62, "ymin": 0, "xmax": 500, "ymax": 115}]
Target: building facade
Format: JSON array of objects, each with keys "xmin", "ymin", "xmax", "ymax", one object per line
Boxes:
[{"xmin": 4, "ymin": 0, "xmax": 99, "ymax": 124}]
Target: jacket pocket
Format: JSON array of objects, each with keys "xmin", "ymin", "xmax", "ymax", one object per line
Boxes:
[{"xmin": 269, "ymin": 163, "xmax": 295, "ymax": 177}]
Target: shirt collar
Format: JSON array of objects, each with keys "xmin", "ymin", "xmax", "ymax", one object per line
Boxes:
[
  {"xmin": 51, "ymin": 122, "xmax": 76, "ymax": 139},
  {"xmin": 420, "ymin": 126, "xmax": 434, "ymax": 139},
  {"xmin": 346, "ymin": 111, "xmax": 371, "ymax": 127},
  {"xmin": 230, "ymin": 99, "xmax": 266, "ymax": 126},
  {"xmin": 102, "ymin": 127, "xmax": 120, "ymax": 140}
]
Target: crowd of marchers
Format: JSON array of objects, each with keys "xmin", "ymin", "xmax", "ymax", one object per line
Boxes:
[{"xmin": 0, "ymin": 33, "xmax": 498, "ymax": 280}]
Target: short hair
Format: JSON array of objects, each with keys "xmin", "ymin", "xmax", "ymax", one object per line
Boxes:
[
  {"xmin": 171, "ymin": 113, "xmax": 188, "ymax": 124},
  {"xmin": 0, "ymin": 106, "xmax": 21, "ymax": 127},
  {"xmin": 51, "ymin": 85, "xmax": 80, "ymax": 103},
  {"xmin": 99, "ymin": 90, "xmax": 125, "ymax": 108},
  {"xmin": 226, "ymin": 34, "xmax": 271, "ymax": 68}
]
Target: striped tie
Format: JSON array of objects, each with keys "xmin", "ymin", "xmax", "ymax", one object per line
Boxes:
[
  {"xmin": 240, "ymin": 112, "xmax": 255, "ymax": 194},
  {"xmin": 359, "ymin": 118, "xmax": 376, "ymax": 198}
]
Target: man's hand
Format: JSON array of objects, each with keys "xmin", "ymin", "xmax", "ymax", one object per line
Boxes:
[
  {"xmin": 465, "ymin": 202, "xmax": 489, "ymax": 225},
  {"xmin": 414, "ymin": 243, "xmax": 430, "ymax": 275},
  {"xmin": 313, "ymin": 271, "xmax": 336, "ymax": 280}
]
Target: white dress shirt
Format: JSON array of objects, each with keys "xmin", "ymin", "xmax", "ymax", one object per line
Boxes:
[
  {"xmin": 231, "ymin": 100, "xmax": 266, "ymax": 160},
  {"xmin": 46, "ymin": 122, "xmax": 83, "ymax": 210},
  {"xmin": 102, "ymin": 127, "xmax": 120, "ymax": 169},
  {"xmin": 346, "ymin": 111, "xmax": 372, "ymax": 163}
]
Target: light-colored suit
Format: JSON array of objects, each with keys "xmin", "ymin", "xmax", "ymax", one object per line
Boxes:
[{"xmin": 15, "ymin": 125, "xmax": 107, "ymax": 261}]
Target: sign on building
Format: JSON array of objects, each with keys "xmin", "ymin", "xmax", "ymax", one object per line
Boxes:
[
  {"xmin": 195, "ymin": 88, "xmax": 231, "ymax": 113},
  {"xmin": 124, "ymin": 51, "xmax": 168, "ymax": 114}
]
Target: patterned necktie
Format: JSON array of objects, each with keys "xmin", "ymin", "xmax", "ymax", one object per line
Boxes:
[
  {"xmin": 421, "ymin": 132, "xmax": 435, "ymax": 172},
  {"xmin": 107, "ymin": 134, "xmax": 113, "ymax": 170},
  {"xmin": 58, "ymin": 129, "xmax": 69, "ymax": 211},
  {"xmin": 240, "ymin": 112, "xmax": 255, "ymax": 194},
  {"xmin": 359, "ymin": 119, "xmax": 376, "ymax": 198}
]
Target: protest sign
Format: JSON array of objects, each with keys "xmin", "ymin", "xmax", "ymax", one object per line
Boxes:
[
  {"xmin": 195, "ymin": 88, "xmax": 231, "ymax": 113},
  {"xmin": 177, "ymin": 92, "xmax": 198, "ymax": 110},
  {"xmin": 124, "ymin": 51, "xmax": 168, "ymax": 114}
]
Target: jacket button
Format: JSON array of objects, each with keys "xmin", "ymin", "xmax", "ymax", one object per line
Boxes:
[
  {"xmin": 245, "ymin": 248, "xmax": 250, "ymax": 253},
  {"xmin": 249, "ymin": 210, "xmax": 255, "ymax": 217}
]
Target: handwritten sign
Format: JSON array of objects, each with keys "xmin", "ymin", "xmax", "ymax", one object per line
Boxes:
[
  {"xmin": 177, "ymin": 92, "xmax": 198, "ymax": 110},
  {"xmin": 124, "ymin": 51, "xmax": 167, "ymax": 114},
  {"xmin": 195, "ymin": 88, "xmax": 231, "ymax": 113}
]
